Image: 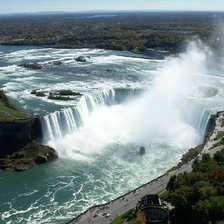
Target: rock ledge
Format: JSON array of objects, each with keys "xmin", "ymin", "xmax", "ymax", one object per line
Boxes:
[{"xmin": 0, "ymin": 140, "xmax": 58, "ymax": 172}]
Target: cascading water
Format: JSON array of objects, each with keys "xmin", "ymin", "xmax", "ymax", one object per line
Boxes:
[
  {"xmin": 41, "ymin": 89, "xmax": 116, "ymax": 142},
  {"xmin": 42, "ymin": 40, "xmax": 212, "ymax": 158},
  {"xmin": 41, "ymin": 107, "xmax": 78, "ymax": 141},
  {"xmin": 40, "ymin": 88, "xmax": 146, "ymax": 142},
  {"xmin": 1, "ymin": 41, "xmax": 223, "ymax": 224},
  {"xmin": 179, "ymin": 99, "xmax": 210, "ymax": 140}
]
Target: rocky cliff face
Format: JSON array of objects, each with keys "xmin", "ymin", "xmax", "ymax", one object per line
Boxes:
[
  {"xmin": 0, "ymin": 116, "xmax": 43, "ymax": 156},
  {"xmin": 0, "ymin": 116, "xmax": 58, "ymax": 172},
  {"xmin": 0, "ymin": 90, "xmax": 57, "ymax": 171},
  {"xmin": 31, "ymin": 116, "xmax": 43, "ymax": 141}
]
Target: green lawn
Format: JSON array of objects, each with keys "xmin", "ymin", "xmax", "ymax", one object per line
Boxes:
[
  {"xmin": 110, "ymin": 208, "xmax": 135, "ymax": 224},
  {"xmin": 216, "ymin": 131, "xmax": 224, "ymax": 140},
  {"xmin": 0, "ymin": 101, "xmax": 30, "ymax": 120},
  {"xmin": 110, "ymin": 215, "xmax": 134, "ymax": 224}
]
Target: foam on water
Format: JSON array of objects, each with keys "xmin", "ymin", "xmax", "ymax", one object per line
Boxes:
[
  {"xmin": 45, "ymin": 41, "xmax": 211, "ymax": 160},
  {"xmin": 92, "ymin": 54, "xmax": 149, "ymax": 65},
  {"xmin": 1, "ymin": 42, "xmax": 224, "ymax": 224}
]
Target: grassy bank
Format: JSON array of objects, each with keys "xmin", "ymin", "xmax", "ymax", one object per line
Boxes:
[{"xmin": 0, "ymin": 90, "xmax": 31, "ymax": 121}]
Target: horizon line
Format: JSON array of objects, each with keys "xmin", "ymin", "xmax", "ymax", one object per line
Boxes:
[{"xmin": 0, "ymin": 9, "xmax": 224, "ymax": 16}]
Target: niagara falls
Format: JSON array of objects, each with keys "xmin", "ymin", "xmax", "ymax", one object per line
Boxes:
[{"xmin": 0, "ymin": 35, "xmax": 224, "ymax": 223}]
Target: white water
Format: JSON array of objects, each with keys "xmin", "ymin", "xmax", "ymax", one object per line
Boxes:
[
  {"xmin": 41, "ymin": 89, "xmax": 116, "ymax": 141},
  {"xmin": 43, "ymin": 41, "xmax": 211, "ymax": 159},
  {"xmin": 1, "ymin": 41, "xmax": 224, "ymax": 224}
]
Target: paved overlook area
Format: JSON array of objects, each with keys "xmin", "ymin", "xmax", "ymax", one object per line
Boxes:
[{"xmin": 67, "ymin": 112, "xmax": 224, "ymax": 224}]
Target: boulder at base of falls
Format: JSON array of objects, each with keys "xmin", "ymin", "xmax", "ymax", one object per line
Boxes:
[
  {"xmin": 139, "ymin": 146, "xmax": 146, "ymax": 155},
  {"xmin": 0, "ymin": 140, "xmax": 58, "ymax": 172}
]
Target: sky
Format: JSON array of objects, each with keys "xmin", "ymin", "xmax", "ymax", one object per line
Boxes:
[{"xmin": 0, "ymin": 0, "xmax": 224, "ymax": 14}]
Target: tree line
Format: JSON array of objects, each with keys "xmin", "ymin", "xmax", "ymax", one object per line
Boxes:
[{"xmin": 0, "ymin": 12, "xmax": 221, "ymax": 53}]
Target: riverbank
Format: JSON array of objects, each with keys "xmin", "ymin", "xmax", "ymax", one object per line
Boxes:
[
  {"xmin": 66, "ymin": 111, "xmax": 224, "ymax": 224},
  {"xmin": 0, "ymin": 90, "xmax": 58, "ymax": 171},
  {"xmin": 0, "ymin": 140, "xmax": 58, "ymax": 172}
]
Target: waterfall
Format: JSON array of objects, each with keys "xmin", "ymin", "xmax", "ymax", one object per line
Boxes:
[
  {"xmin": 40, "ymin": 87, "xmax": 211, "ymax": 147},
  {"xmin": 196, "ymin": 108, "xmax": 210, "ymax": 138},
  {"xmin": 114, "ymin": 88, "xmax": 144, "ymax": 103},
  {"xmin": 179, "ymin": 98, "xmax": 211, "ymax": 140},
  {"xmin": 41, "ymin": 41, "xmax": 213, "ymax": 148},
  {"xmin": 41, "ymin": 88, "xmax": 142, "ymax": 142},
  {"xmin": 41, "ymin": 108, "xmax": 78, "ymax": 142}
]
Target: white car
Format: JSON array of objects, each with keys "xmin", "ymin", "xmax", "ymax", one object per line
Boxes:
[{"xmin": 105, "ymin": 213, "xmax": 111, "ymax": 218}]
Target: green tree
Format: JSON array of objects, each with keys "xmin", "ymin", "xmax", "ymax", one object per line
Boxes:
[
  {"xmin": 209, "ymin": 196, "xmax": 224, "ymax": 221},
  {"xmin": 213, "ymin": 149, "xmax": 224, "ymax": 166},
  {"xmin": 170, "ymin": 186, "xmax": 195, "ymax": 209},
  {"xmin": 167, "ymin": 175, "xmax": 176, "ymax": 191},
  {"xmin": 192, "ymin": 199, "xmax": 211, "ymax": 224},
  {"xmin": 192, "ymin": 196, "xmax": 224, "ymax": 223},
  {"xmin": 189, "ymin": 172, "xmax": 208, "ymax": 186},
  {"xmin": 193, "ymin": 154, "xmax": 218, "ymax": 173},
  {"xmin": 173, "ymin": 172, "xmax": 190, "ymax": 190},
  {"xmin": 199, "ymin": 186, "xmax": 217, "ymax": 200}
]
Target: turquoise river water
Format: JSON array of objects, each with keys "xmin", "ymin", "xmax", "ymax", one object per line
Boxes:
[{"xmin": 0, "ymin": 42, "xmax": 224, "ymax": 223}]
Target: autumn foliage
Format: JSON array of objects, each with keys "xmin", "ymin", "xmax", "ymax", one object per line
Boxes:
[{"xmin": 134, "ymin": 210, "xmax": 146, "ymax": 224}]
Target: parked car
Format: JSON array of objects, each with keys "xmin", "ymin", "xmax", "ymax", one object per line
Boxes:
[{"xmin": 105, "ymin": 213, "xmax": 111, "ymax": 218}]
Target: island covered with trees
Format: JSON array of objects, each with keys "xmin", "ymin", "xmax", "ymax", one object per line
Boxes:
[{"xmin": 0, "ymin": 11, "xmax": 223, "ymax": 53}]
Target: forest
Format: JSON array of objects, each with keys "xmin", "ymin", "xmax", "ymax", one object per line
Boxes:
[
  {"xmin": 167, "ymin": 150, "xmax": 224, "ymax": 224},
  {"xmin": 0, "ymin": 11, "xmax": 223, "ymax": 53}
]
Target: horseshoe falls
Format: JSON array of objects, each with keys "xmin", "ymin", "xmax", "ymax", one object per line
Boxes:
[{"xmin": 1, "ymin": 41, "xmax": 224, "ymax": 224}]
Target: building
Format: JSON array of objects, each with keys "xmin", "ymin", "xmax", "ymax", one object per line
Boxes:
[{"xmin": 137, "ymin": 194, "xmax": 168, "ymax": 224}]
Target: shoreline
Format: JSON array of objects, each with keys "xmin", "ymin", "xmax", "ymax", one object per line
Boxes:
[
  {"xmin": 0, "ymin": 89, "xmax": 58, "ymax": 171},
  {"xmin": 0, "ymin": 44, "xmax": 170, "ymax": 60},
  {"xmin": 66, "ymin": 111, "xmax": 224, "ymax": 224}
]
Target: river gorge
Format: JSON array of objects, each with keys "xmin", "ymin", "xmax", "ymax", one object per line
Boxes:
[{"xmin": 0, "ymin": 40, "xmax": 224, "ymax": 223}]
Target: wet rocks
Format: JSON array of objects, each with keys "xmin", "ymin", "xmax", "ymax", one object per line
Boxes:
[
  {"xmin": 58, "ymin": 90, "xmax": 82, "ymax": 96},
  {"xmin": 18, "ymin": 62, "xmax": 43, "ymax": 70},
  {"xmin": 53, "ymin": 60, "xmax": 63, "ymax": 65},
  {"xmin": 30, "ymin": 89, "xmax": 82, "ymax": 101},
  {"xmin": 74, "ymin": 56, "xmax": 90, "ymax": 62},
  {"xmin": 31, "ymin": 90, "xmax": 46, "ymax": 97},
  {"xmin": 0, "ymin": 140, "xmax": 58, "ymax": 172},
  {"xmin": 48, "ymin": 90, "xmax": 82, "ymax": 101}
]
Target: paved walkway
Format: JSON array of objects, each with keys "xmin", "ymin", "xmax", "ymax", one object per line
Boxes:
[{"xmin": 67, "ymin": 112, "xmax": 224, "ymax": 224}]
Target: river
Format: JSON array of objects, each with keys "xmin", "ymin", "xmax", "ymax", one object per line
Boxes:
[{"xmin": 0, "ymin": 41, "xmax": 224, "ymax": 223}]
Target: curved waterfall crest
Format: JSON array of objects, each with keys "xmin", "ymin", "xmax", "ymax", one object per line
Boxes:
[
  {"xmin": 41, "ymin": 41, "xmax": 213, "ymax": 151},
  {"xmin": 41, "ymin": 88, "xmax": 144, "ymax": 142},
  {"xmin": 41, "ymin": 88, "xmax": 210, "ymax": 145}
]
